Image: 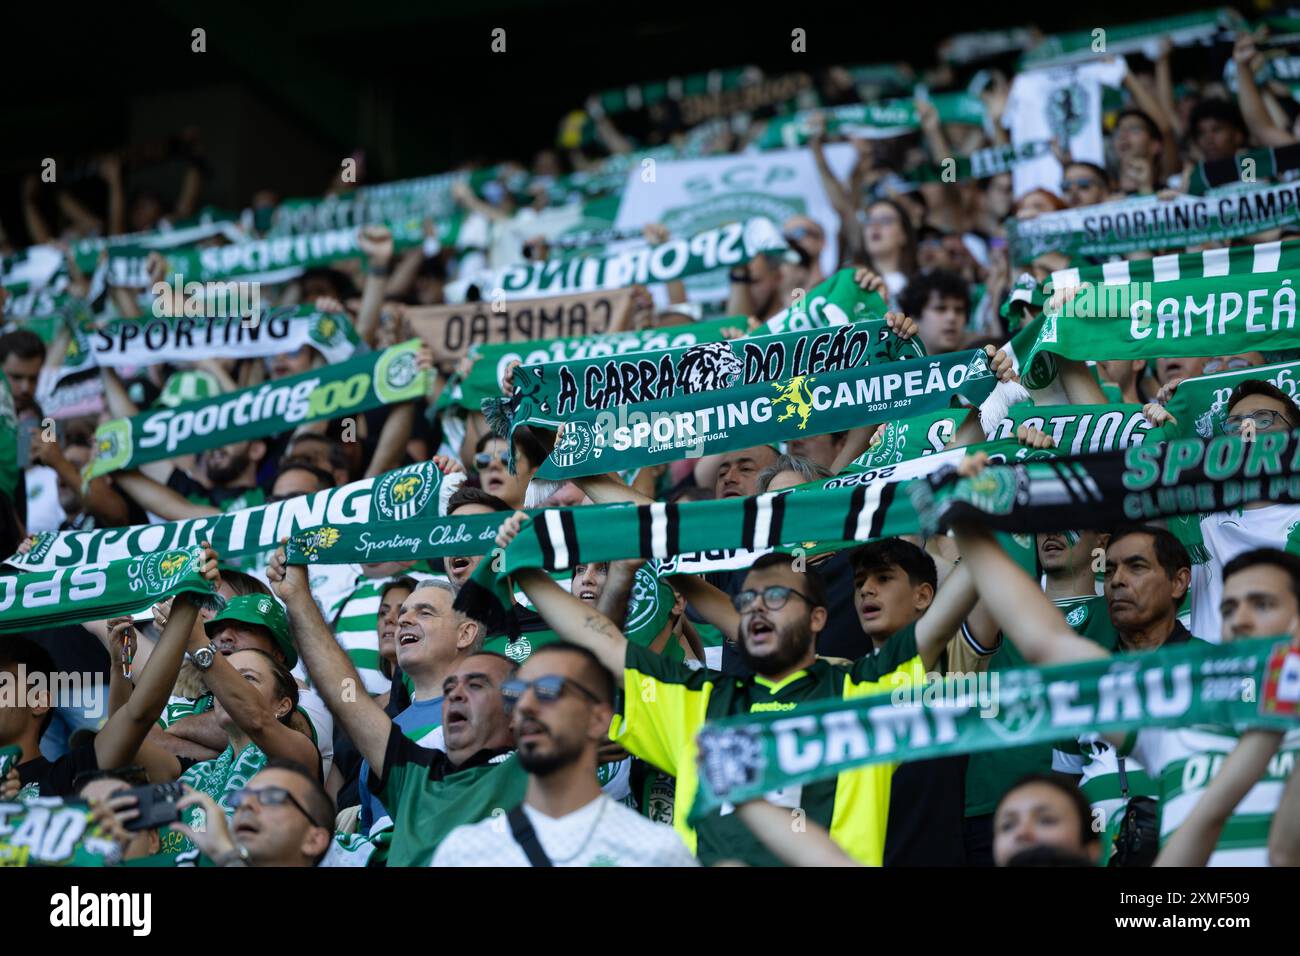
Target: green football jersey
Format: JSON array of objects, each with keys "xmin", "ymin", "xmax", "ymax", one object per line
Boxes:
[{"xmin": 964, "ymin": 594, "xmax": 1116, "ymax": 816}]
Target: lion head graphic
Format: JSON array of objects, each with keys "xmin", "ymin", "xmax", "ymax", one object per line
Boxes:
[{"xmin": 674, "ymin": 342, "xmax": 742, "ymax": 394}]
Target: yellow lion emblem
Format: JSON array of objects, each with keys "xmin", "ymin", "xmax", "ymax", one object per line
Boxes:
[
  {"xmin": 159, "ymin": 553, "xmax": 189, "ymax": 576},
  {"xmin": 391, "ymin": 476, "xmax": 422, "ymax": 501},
  {"xmin": 771, "ymin": 375, "xmax": 816, "ymax": 430}
]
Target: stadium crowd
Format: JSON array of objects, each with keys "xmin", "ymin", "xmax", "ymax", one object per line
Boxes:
[{"xmin": 2, "ymin": 6, "xmax": 1300, "ymax": 868}]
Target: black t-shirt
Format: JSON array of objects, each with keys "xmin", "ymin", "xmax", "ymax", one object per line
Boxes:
[
  {"xmin": 166, "ymin": 469, "xmax": 261, "ymax": 511},
  {"xmin": 17, "ymin": 742, "xmax": 100, "ymax": 798}
]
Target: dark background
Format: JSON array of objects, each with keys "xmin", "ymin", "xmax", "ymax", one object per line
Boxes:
[{"xmin": 0, "ymin": 0, "xmax": 1245, "ymax": 241}]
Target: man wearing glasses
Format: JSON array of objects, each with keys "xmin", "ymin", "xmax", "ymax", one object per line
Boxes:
[
  {"xmin": 1187, "ymin": 379, "xmax": 1300, "ymax": 644},
  {"xmin": 431, "ymin": 643, "xmax": 695, "ymax": 866},
  {"xmin": 171, "ymin": 759, "xmax": 335, "ymax": 866},
  {"xmin": 489, "ymin": 511, "xmax": 979, "ymax": 866},
  {"xmin": 1149, "ymin": 375, "xmax": 1300, "ymax": 638}
]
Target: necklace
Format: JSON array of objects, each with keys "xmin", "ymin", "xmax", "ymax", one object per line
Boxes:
[{"xmin": 545, "ymin": 796, "xmax": 609, "ymax": 865}]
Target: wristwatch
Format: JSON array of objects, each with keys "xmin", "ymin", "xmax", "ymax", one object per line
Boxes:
[
  {"xmin": 214, "ymin": 844, "xmax": 250, "ymax": 867},
  {"xmin": 188, "ymin": 642, "xmax": 217, "ymax": 671}
]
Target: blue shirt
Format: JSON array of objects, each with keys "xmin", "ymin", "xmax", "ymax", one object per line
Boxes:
[{"xmin": 359, "ymin": 695, "xmax": 444, "ymax": 833}]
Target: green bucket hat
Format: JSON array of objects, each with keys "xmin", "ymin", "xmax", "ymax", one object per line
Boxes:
[{"xmin": 204, "ymin": 594, "xmax": 296, "ymax": 669}]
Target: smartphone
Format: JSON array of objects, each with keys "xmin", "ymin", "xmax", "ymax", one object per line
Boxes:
[
  {"xmin": 115, "ymin": 782, "xmax": 186, "ymax": 832},
  {"xmin": 15, "ymin": 419, "xmax": 36, "ymax": 470},
  {"xmin": 0, "ymin": 744, "xmax": 21, "ymax": 783}
]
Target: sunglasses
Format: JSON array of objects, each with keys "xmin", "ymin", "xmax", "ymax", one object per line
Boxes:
[
  {"xmin": 475, "ymin": 451, "xmax": 508, "ymax": 469},
  {"xmin": 229, "ymin": 785, "xmax": 322, "ymax": 827},
  {"xmin": 731, "ymin": 585, "xmax": 816, "ymax": 613},
  {"xmin": 1222, "ymin": 409, "xmax": 1294, "ymax": 435},
  {"xmin": 501, "ymin": 675, "xmax": 600, "ymax": 710},
  {"xmin": 1060, "ymin": 177, "xmax": 1102, "ymax": 192}
]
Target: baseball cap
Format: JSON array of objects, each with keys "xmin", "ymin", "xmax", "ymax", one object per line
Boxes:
[{"xmin": 204, "ymin": 594, "xmax": 296, "ymax": 669}]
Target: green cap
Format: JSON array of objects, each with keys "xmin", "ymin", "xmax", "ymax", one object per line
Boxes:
[{"xmin": 204, "ymin": 594, "xmax": 296, "ymax": 669}]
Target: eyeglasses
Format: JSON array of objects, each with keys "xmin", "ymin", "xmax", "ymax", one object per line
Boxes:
[
  {"xmin": 1222, "ymin": 409, "xmax": 1294, "ymax": 435},
  {"xmin": 1202, "ymin": 357, "xmax": 1255, "ymax": 374},
  {"xmin": 865, "ymin": 215, "xmax": 900, "ymax": 227},
  {"xmin": 475, "ymin": 451, "xmax": 507, "ymax": 469},
  {"xmin": 229, "ymin": 785, "xmax": 322, "ymax": 827},
  {"xmin": 731, "ymin": 585, "xmax": 816, "ymax": 613},
  {"xmin": 1060, "ymin": 177, "xmax": 1102, "ymax": 193},
  {"xmin": 500, "ymin": 675, "xmax": 600, "ymax": 710}
]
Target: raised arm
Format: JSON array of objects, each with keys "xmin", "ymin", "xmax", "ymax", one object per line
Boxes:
[
  {"xmin": 497, "ymin": 512, "xmax": 628, "ymax": 682},
  {"xmin": 114, "ymin": 470, "xmax": 219, "ymax": 520},
  {"xmin": 665, "ymin": 572, "xmax": 740, "ymax": 643},
  {"xmin": 355, "ymin": 226, "xmax": 394, "ymax": 347},
  {"xmin": 913, "ymin": 560, "xmax": 979, "ymax": 670},
  {"xmin": 188, "ymin": 627, "xmax": 321, "ymax": 775},
  {"xmin": 266, "ymin": 543, "xmax": 395, "ymax": 775},
  {"xmin": 1269, "ymin": 736, "xmax": 1300, "ymax": 866},
  {"xmin": 93, "ymin": 547, "xmax": 220, "ymax": 774},
  {"xmin": 1156, "ymin": 730, "xmax": 1284, "ymax": 866},
  {"xmin": 737, "ymin": 799, "xmax": 860, "ymax": 867},
  {"xmin": 949, "ymin": 476, "xmax": 1107, "ymax": 667}
]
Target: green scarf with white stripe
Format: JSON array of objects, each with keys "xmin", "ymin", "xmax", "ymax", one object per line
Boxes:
[
  {"xmin": 1008, "ymin": 267, "xmax": 1300, "ymax": 389},
  {"xmin": 691, "ymin": 635, "xmax": 1299, "ymax": 822},
  {"xmin": 758, "ymin": 93, "xmax": 986, "ymax": 148},
  {"xmin": 0, "ymin": 545, "xmax": 221, "ymax": 634},
  {"xmin": 457, "ymin": 427, "xmax": 1300, "ymax": 631}
]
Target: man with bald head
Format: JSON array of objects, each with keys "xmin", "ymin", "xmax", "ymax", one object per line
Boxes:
[{"xmin": 267, "ymin": 548, "xmax": 528, "ymax": 865}]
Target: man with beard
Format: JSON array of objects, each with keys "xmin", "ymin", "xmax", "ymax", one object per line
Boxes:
[
  {"xmin": 489, "ymin": 511, "xmax": 979, "ymax": 866},
  {"xmin": 430, "ymin": 643, "xmax": 695, "ymax": 866},
  {"xmin": 113, "ymin": 438, "xmax": 269, "ymax": 520},
  {"xmin": 267, "ymin": 545, "xmax": 528, "ymax": 866}
]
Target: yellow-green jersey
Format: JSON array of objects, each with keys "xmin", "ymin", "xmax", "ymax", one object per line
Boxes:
[{"xmin": 610, "ymin": 625, "xmax": 926, "ymax": 866}]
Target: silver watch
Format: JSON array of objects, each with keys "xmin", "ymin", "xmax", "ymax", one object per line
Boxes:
[{"xmin": 189, "ymin": 642, "xmax": 217, "ymax": 671}]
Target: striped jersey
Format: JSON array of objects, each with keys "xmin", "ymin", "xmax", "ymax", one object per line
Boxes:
[
  {"xmin": 1054, "ymin": 624, "xmax": 1204, "ymax": 840},
  {"xmin": 610, "ymin": 627, "xmax": 926, "ymax": 866},
  {"xmin": 1127, "ymin": 725, "xmax": 1300, "ymax": 866}
]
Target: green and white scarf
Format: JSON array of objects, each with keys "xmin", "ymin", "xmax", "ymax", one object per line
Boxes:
[
  {"xmin": 110, "ymin": 221, "xmax": 427, "ymax": 286},
  {"xmin": 79, "ymin": 306, "xmax": 360, "ymax": 369},
  {"xmin": 456, "ymin": 314, "xmax": 748, "ymax": 416},
  {"xmin": 534, "ymin": 348, "xmax": 996, "ymax": 481},
  {"xmin": 0, "ymin": 797, "xmax": 121, "ymax": 866},
  {"xmin": 9, "ymin": 460, "xmax": 462, "ymax": 571},
  {"xmin": 907, "ymin": 141, "xmax": 1053, "ymax": 184},
  {"xmin": 491, "ymin": 317, "xmax": 924, "ymax": 443},
  {"xmin": 1019, "ymin": 8, "xmax": 1245, "ymax": 69},
  {"xmin": 758, "ymin": 93, "xmax": 986, "ymax": 148},
  {"xmin": 448, "ymin": 218, "xmax": 787, "ymax": 301},
  {"xmin": 457, "ymin": 427, "xmax": 1300, "ymax": 628},
  {"xmin": 756, "ymin": 268, "xmax": 891, "ymax": 335},
  {"xmin": 590, "ymin": 66, "xmax": 761, "ymax": 116},
  {"xmin": 1008, "ymin": 269, "xmax": 1300, "ymax": 389},
  {"xmin": 691, "ymin": 635, "xmax": 1300, "ymax": 821},
  {"xmin": 407, "ymin": 287, "xmax": 641, "ymax": 369},
  {"xmin": 0, "ymin": 544, "xmax": 220, "ymax": 633},
  {"xmin": 1007, "ymin": 238, "xmax": 1300, "ymax": 316},
  {"xmin": 86, "ymin": 339, "xmax": 428, "ymax": 479},
  {"xmin": 1156, "ymin": 358, "xmax": 1300, "ymax": 442},
  {"xmin": 856, "ymin": 403, "xmax": 1152, "ymax": 470},
  {"xmin": 1005, "ymin": 181, "xmax": 1300, "ymax": 263},
  {"xmin": 1187, "ymin": 144, "xmax": 1300, "ymax": 196}
]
